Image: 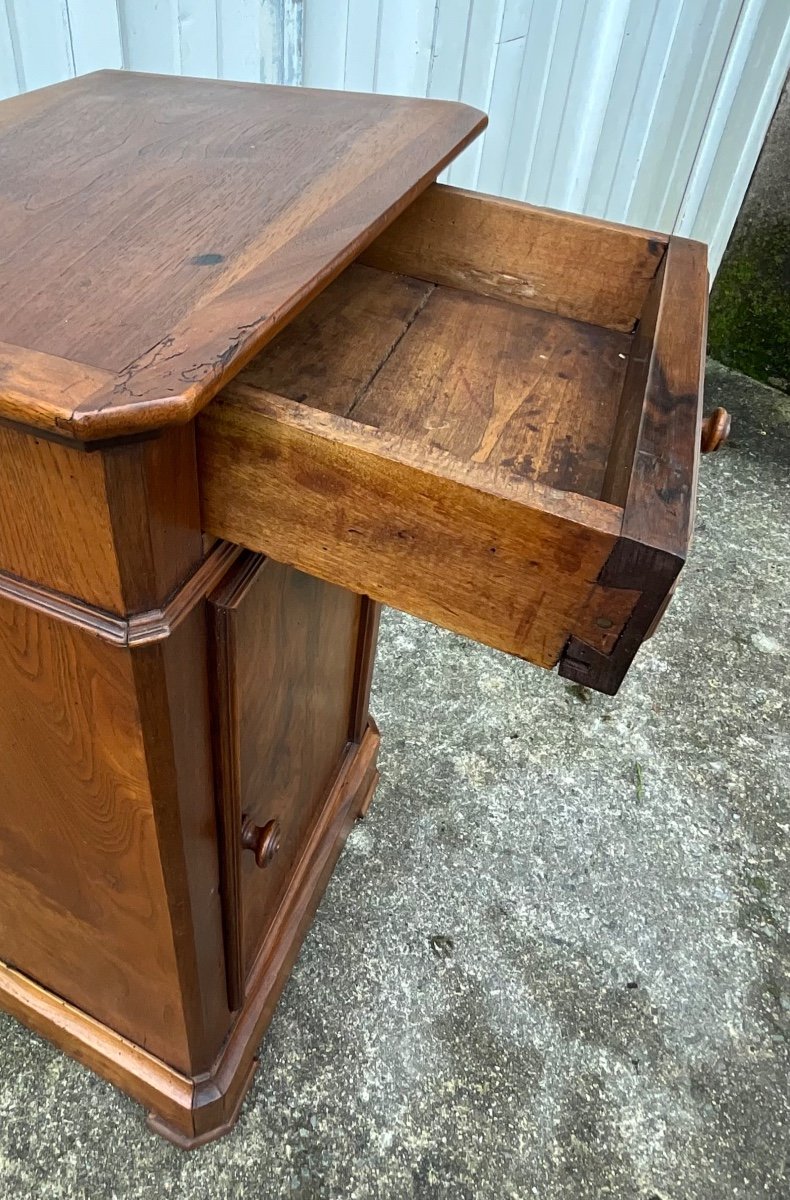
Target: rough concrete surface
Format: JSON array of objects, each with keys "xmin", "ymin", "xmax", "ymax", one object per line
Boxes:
[{"xmin": 0, "ymin": 362, "xmax": 788, "ymax": 1199}]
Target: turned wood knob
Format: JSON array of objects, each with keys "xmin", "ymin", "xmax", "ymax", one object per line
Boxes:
[
  {"xmin": 241, "ymin": 817, "xmax": 281, "ymax": 869},
  {"xmin": 701, "ymin": 407, "xmax": 731, "ymax": 453}
]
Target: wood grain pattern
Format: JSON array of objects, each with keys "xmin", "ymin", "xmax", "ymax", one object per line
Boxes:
[
  {"xmin": 605, "ymin": 237, "xmax": 707, "ymax": 556},
  {"xmin": 198, "ymin": 387, "xmax": 627, "ymax": 670},
  {"xmin": 221, "ymin": 557, "xmax": 360, "ymax": 975},
  {"xmin": 561, "ymin": 236, "xmax": 708, "ymax": 694},
  {"xmin": 102, "ymin": 424, "xmax": 206, "ymax": 613},
  {"xmin": 0, "ymin": 721, "xmax": 379, "ymax": 1148},
  {"xmin": 0, "ymin": 341, "xmax": 113, "ymax": 429},
  {"xmin": 202, "ymin": 202, "xmax": 707, "ymax": 695},
  {"xmin": 208, "ymin": 553, "xmax": 377, "ymax": 1010},
  {"xmin": 0, "ymin": 958, "xmax": 195, "ymax": 1128},
  {"xmin": 0, "ymin": 599, "xmax": 195, "ymax": 1070},
  {"xmin": 0, "ymin": 84, "xmax": 708, "ymax": 1146},
  {"xmin": 0, "ymin": 423, "xmax": 207, "ymax": 616},
  {"xmin": 359, "ymin": 183, "xmax": 667, "ymax": 332},
  {"xmin": 237, "ymin": 264, "xmax": 434, "ymax": 417},
  {"xmin": 0, "ymin": 422, "xmax": 126, "ymax": 609},
  {"xmin": 0, "ymin": 71, "xmax": 485, "ymax": 439},
  {"xmin": 0, "ymin": 541, "xmax": 241, "ymax": 648},
  {"xmin": 196, "ymin": 722, "xmax": 380, "ymax": 1147},
  {"xmin": 133, "ymin": 604, "xmax": 234, "ymax": 1073},
  {"xmin": 242, "ymin": 264, "xmax": 631, "ymax": 499},
  {"xmin": 348, "ymin": 282, "xmax": 631, "ymax": 500},
  {"xmin": 207, "ymin": 557, "xmax": 252, "ymax": 1013},
  {"xmin": 0, "ymin": 419, "xmax": 235, "ymax": 1081}
]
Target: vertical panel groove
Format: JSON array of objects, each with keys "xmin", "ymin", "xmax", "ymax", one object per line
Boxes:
[
  {"xmin": 424, "ymin": 0, "xmax": 443, "ymax": 96},
  {"xmin": 472, "ymin": 0, "xmax": 507, "ymax": 189},
  {"xmin": 372, "ymin": 2, "xmax": 383, "ymax": 91},
  {"xmin": 0, "ymin": 0, "xmax": 787, "ymax": 278},
  {"xmin": 303, "ymin": 0, "xmax": 789, "ymax": 277},
  {"xmin": 596, "ymin": 0, "xmax": 664, "ymax": 218},
  {"xmin": 520, "ymin": 0, "xmax": 563, "ymax": 201},
  {"xmin": 545, "ymin": 0, "xmax": 589, "ymax": 207},
  {"xmin": 1, "ymin": 1, "xmax": 24, "ymax": 95}
]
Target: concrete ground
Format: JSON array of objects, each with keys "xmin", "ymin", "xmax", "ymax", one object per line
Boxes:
[{"xmin": 0, "ymin": 362, "xmax": 788, "ymax": 1199}]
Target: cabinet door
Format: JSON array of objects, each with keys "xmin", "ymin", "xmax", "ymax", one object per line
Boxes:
[{"xmin": 209, "ymin": 553, "xmax": 374, "ymax": 1008}]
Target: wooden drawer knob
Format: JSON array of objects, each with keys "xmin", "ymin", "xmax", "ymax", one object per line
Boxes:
[
  {"xmin": 241, "ymin": 817, "xmax": 281, "ymax": 869},
  {"xmin": 701, "ymin": 407, "xmax": 731, "ymax": 453}
]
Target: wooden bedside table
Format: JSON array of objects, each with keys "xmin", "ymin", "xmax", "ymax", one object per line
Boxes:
[{"xmin": 0, "ymin": 70, "xmax": 720, "ymax": 1146}]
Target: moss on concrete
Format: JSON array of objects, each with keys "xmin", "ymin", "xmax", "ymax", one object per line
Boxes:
[{"xmin": 709, "ymin": 218, "xmax": 790, "ymax": 393}]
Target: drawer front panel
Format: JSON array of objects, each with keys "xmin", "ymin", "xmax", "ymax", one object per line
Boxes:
[
  {"xmin": 209, "ymin": 554, "xmax": 362, "ymax": 1006},
  {"xmin": 199, "ymin": 187, "xmax": 707, "ymax": 697},
  {"xmin": 200, "ymin": 391, "xmax": 628, "ymax": 673}
]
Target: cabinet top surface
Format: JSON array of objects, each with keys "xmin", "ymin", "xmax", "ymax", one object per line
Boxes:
[{"xmin": 0, "ymin": 70, "xmax": 484, "ymax": 440}]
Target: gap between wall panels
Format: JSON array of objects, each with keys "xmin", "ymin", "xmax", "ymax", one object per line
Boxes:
[{"xmin": 0, "ymin": 0, "xmax": 788, "ymax": 276}]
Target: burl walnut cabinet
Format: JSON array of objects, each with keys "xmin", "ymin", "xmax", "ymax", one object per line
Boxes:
[{"xmin": 0, "ymin": 72, "xmax": 725, "ymax": 1146}]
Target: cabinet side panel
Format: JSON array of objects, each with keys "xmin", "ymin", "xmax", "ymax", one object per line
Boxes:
[
  {"xmin": 0, "ymin": 598, "xmax": 192, "ymax": 1069},
  {"xmin": 0, "ymin": 423, "xmax": 124, "ymax": 609}
]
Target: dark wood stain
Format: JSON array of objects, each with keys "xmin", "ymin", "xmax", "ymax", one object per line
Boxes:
[{"xmin": 561, "ymin": 238, "xmax": 708, "ymax": 693}]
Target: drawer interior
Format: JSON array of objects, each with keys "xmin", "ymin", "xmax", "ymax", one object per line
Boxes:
[
  {"xmin": 198, "ymin": 184, "xmax": 706, "ymax": 694},
  {"xmin": 235, "ymin": 262, "xmax": 632, "ymax": 504}
]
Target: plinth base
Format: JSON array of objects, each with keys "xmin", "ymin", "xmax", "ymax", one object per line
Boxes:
[
  {"xmin": 0, "ymin": 722, "xmax": 380, "ymax": 1147},
  {"xmin": 146, "ymin": 1058, "xmax": 259, "ymax": 1149}
]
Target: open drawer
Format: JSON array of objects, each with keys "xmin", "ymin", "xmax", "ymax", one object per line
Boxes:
[{"xmin": 197, "ymin": 184, "xmax": 712, "ymax": 695}]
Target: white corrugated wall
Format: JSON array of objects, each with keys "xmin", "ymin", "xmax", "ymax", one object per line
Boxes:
[
  {"xmin": 0, "ymin": 1, "xmax": 302, "ymax": 93},
  {"xmin": 304, "ymin": 0, "xmax": 790, "ymax": 275},
  {"xmin": 0, "ymin": 1, "xmax": 788, "ymax": 275}
]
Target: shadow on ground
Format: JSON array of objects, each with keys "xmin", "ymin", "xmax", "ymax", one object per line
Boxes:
[{"xmin": 1, "ymin": 362, "xmax": 788, "ymax": 1199}]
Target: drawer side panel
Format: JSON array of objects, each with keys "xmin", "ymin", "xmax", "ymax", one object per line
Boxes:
[{"xmin": 198, "ymin": 393, "xmax": 625, "ymax": 672}]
